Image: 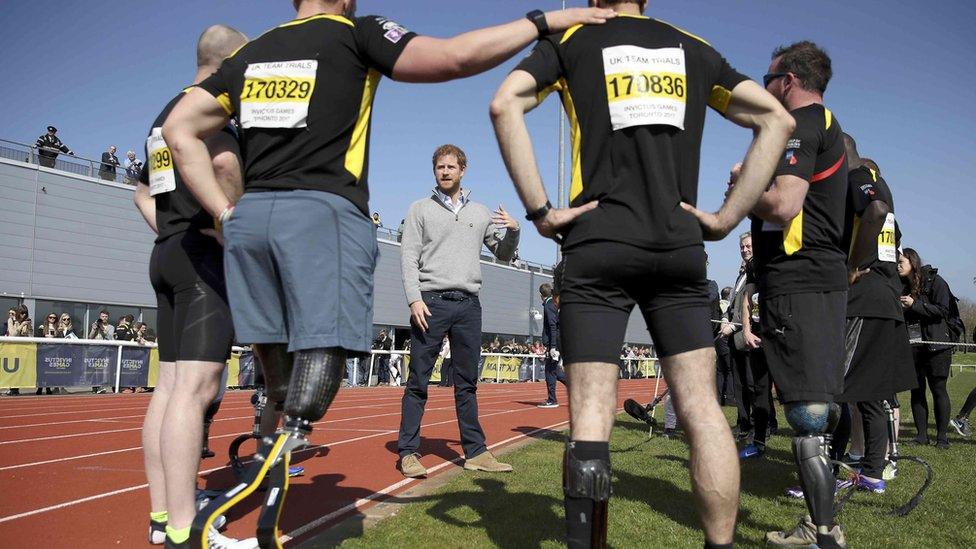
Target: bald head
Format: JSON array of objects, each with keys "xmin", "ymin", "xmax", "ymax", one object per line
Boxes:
[{"xmin": 197, "ymin": 25, "xmax": 247, "ymax": 70}]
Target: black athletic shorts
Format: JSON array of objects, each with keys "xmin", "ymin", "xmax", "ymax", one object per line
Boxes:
[
  {"xmin": 149, "ymin": 230, "xmax": 233, "ymax": 363},
  {"xmin": 760, "ymin": 291, "xmax": 846, "ymax": 403},
  {"xmin": 559, "ymin": 242, "xmax": 713, "ymax": 363},
  {"xmin": 839, "ymin": 317, "xmax": 916, "ymax": 402}
]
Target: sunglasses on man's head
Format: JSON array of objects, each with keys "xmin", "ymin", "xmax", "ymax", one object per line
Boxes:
[{"xmin": 763, "ymin": 72, "xmax": 789, "ymax": 87}]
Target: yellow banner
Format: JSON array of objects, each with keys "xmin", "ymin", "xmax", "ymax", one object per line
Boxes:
[
  {"xmin": 227, "ymin": 353, "xmax": 241, "ymax": 386},
  {"xmin": 634, "ymin": 360, "xmax": 659, "ymax": 378},
  {"xmin": 147, "ymin": 348, "xmax": 160, "ymax": 386},
  {"xmin": 0, "ymin": 342, "xmax": 38, "ymax": 388},
  {"xmin": 480, "ymin": 356, "xmax": 522, "ymax": 381}
]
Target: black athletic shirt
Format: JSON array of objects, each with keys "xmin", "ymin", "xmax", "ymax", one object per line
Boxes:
[
  {"xmin": 139, "ymin": 91, "xmax": 233, "ymax": 243},
  {"xmin": 515, "ymin": 15, "xmax": 748, "ymax": 250},
  {"xmin": 843, "ymin": 166, "xmax": 903, "ymax": 319},
  {"xmin": 751, "ymin": 104, "xmax": 848, "ymax": 298},
  {"xmin": 198, "ymin": 14, "xmax": 416, "ymax": 216}
]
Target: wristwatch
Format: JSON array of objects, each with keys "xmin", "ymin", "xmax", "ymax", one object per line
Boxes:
[
  {"xmin": 525, "ymin": 200, "xmax": 552, "ymax": 221},
  {"xmin": 526, "ymin": 9, "xmax": 549, "ymax": 38}
]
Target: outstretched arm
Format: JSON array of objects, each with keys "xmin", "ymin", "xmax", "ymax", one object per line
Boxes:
[
  {"xmin": 681, "ymin": 80, "xmax": 795, "ymax": 239},
  {"xmin": 392, "ymin": 8, "xmax": 614, "ymax": 83}
]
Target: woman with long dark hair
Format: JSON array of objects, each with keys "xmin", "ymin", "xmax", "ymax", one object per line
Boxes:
[{"xmin": 898, "ymin": 248, "xmax": 954, "ymax": 448}]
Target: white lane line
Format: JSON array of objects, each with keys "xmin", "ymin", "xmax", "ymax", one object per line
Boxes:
[
  {"xmin": 0, "ymin": 389, "xmax": 549, "ymax": 465},
  {"xmin": 0, "ymin": 402, "xmax": 548, "ymax": 523},
  {"xmin": 0, "ymin": 389, "xmax": 546, "ymax": 445}
]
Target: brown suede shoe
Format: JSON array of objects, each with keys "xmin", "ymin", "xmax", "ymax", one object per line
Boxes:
[
  {"xmin": 399, "ymin": 453, "xmax": 427, "ymax": 478},
  {"xmin": 463, "ymin": 451, "xmax": 513, "ymax": 472}
]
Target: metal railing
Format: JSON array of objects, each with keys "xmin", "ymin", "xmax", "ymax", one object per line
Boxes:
[{"xmin": 0, "ymin": 138, "xmax": 140, "ymax": 186}]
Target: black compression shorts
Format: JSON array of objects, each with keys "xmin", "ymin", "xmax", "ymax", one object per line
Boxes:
[
  {"xmin": 760, "ymin": 291, "xmax": 846, "ymax": 403},
  {"xmin": 149, "ymin": 230, "xmax": 233, "ymax": 363},
  {"xmin": 559, "ymin": 242, "xmax": 713, "ymax": 363}
]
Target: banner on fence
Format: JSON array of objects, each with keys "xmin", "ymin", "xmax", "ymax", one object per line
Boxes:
[
  {"xmin": 480, "ymin": 356, "xmax": 522, "ymax": 381},
  {"xmin": 119, "ymin": 346, "xmax": 151, "ymax": 387},
  {"xmin": 237, "ymin": 352, "xmax": 255, "ymax": 386},
  {"xmin": 0, "ymin": 342, "xmax": 37, "ymax": 389},
  {"xmin": 33, "ymin": 343, "xmax": 117, "ymax": 387}
]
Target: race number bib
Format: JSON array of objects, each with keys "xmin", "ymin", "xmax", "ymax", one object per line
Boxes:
[
  {"xmin": 603, "ymin": 46, "xmax": 687, "ymax": 131},
  {"xmin": 146, "ymin": 128, "xmax": 176, "ymax": 196},
  {"xmin": 877, "ymin": 213, "xmax": 896, "ymax": 262},
  {"xmin": 240, "ymin": 60, "xmax": 317, "ymax": 129}
]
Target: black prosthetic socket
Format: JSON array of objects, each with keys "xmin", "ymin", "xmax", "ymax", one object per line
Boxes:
[
  {"xmin": 563, "ymin": 441, "xmax": 611, "ymax": 549},
  {"xmin": 793, "ymin": 435, "xmax": 835, "ymax": 529},
  {"xmin": 282, "ymin": 347, "xmax": 346, "ymax": 436},
  {"xmin": 201, "ymin": 398, "xmax": 221, "ymax": 458},
  {"xmin": 252, "ymin": 343, "xmax": 294, "ymax": 406},
  {"xmin": 704, "ymin": 543, "xmax": 733, "ymax": 549}
]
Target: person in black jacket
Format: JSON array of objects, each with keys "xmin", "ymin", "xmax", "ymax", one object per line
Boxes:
[
  {"xmin": 899, "ymin": 248, "xmax": 954, "ymax": 448},
  {"xmin": 99, "ymin": 145, "xmax": 120, "ymax": 181},
  {"xmin": 35, "ymin": 126, "xmax": 73, "ymax": 168},
  {"xmin": 537, "ymin": 282, "xmax": 567, "ymax": 408}
]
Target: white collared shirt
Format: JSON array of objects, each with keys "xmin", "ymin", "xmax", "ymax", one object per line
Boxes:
[{"xmin": 436, "ymin": 188, "xmax": 466, "ymax": 215}]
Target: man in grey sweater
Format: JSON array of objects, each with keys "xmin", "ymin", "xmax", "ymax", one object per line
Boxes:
[{"xmin": 397, "ymin": 144, "xmax": 519, "ymax": 478}]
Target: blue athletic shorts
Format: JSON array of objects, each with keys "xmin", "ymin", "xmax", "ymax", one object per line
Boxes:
[{"xmin": 223, "ymin": 190, "xmax": 378, "ymax": 353}]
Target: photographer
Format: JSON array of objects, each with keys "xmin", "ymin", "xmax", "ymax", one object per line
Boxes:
[{"xmin": 87, "ymin": 310, "xmax": 115, "ymax": 340}]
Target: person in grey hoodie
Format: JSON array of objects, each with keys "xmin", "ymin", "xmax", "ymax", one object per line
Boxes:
[{"xmin": 396, "ymin": 144, "xmax": 519, "ymax": 478}]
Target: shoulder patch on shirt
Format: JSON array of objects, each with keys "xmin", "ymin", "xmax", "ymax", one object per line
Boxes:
[
  {"xmin": 786, "ymin": 138, "xmax": 801, "ymax": 150},
  {"xmin": 376, "ymin": 17, "xmax": 409, "ymax": 43}
]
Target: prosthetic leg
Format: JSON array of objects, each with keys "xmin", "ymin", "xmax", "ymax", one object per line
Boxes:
[
  {"xmin": 563, "ymin": 442, "xmax": 611, "ymax": 549},
  {"xmin": 228, "ymin": 388, "xmax": 269, "ymax": 478},
  {"xmin": 201, "ymin": 365, "xmax": 229, "ymax": 459},
  {"xmin": 880, "ymin": 400, "xmax": 933, "ymax": 517},
  {"xmin": 192, "ymin": 346, "xmax": 346, "ymax": 549},
  {"xmin": 786, "ymin": 402, "xmax": 844, "ymax": 549}
]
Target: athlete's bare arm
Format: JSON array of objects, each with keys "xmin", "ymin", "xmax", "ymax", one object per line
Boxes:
[
  {"xmin": 681, "ymin": 80, "xmax": 795, "ymax": 239},
  {"xmin": 133, "ymin": 183, "xmax": 157, "ymax": 234},
  {"xmin": 162, "ymin": 89, "xmax": 234, "ymax": 219},
  {"xmin": 392, "ymin": 8, "xmax": 615, "ymax": 83},
  {"xmin": 490, "ymin": 69, "xmax": 597, "ymax": 240},
  {"xmin": 751, "ymin": 174, "xmax": 808, "ymax": 227}
]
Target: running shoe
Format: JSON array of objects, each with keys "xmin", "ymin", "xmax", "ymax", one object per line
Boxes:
[
  {"xmin": 623, "ymin": 398, "xmax": 652, "ymax": 424},
  {"xmin": 857, "ymin": 476, "xmax": 886, "ymax": 494},
  {"xmin": 537, "ymin": 400, "xmax": 559, "ymax": 409},
  {"xmin": 163, "ymin": 526, "xmax": 258, "ymax": 549},
  {"xmin": 288, "ymin": 465, "xmax": 304, "ymax": 477},
  {"xmin": 950, "ymin": 417, "xmax": 972, "ymax": 437},
  {"xmin": 765, "ymin": 515, "xmax": 847, "ymax": 547},
  {"xmin": 149, "ymin": 519, "xmax": 167, "ymax": 545},
  {"xmin": 785, "ymin": 479, "xmax": 853, "ymax": 499},
  {"xmin": 738, "ymin": 443, "xmax": 765, "ymax": 459}
]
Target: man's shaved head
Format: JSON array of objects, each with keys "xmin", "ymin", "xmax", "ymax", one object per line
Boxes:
[{"xmin": 197, "ymin": 25, "xmax": 248, "ymax": 69}]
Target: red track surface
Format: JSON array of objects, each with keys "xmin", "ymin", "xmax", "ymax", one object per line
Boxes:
[{"xmin": 0, "ymin": 379, "xmax": 663, "ymax": 548}]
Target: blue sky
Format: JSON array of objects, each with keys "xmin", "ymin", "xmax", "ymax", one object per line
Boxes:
[{"xmin": 1, "ymin": 1, "xmax": 974, "ymax": 299}]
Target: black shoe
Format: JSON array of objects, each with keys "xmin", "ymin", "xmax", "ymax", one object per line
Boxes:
[
  {"xmin": 935, "ymin": 439, "xmax": 950, "ymax": 450},
  {"xmin": 906, "ymin": 435, "xmax": 930, "ymax": 446}
]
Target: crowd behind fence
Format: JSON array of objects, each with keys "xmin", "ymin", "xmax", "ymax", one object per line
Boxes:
[{"xmin": 1, "ymin": 138, "xmax": 140, "ymax": 186}]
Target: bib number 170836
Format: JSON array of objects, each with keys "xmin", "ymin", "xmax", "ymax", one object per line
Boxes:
[{"xmin": 602, "ymin": 45, "xmax": 687, "ymax": 131}]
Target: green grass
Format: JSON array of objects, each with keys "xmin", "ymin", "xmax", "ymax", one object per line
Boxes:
[{"xmin": 339, "ymin": 374, "xmax": 976, "ymax": 548}]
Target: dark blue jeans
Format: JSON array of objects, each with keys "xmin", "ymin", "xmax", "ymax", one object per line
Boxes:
[
  {"xmin": 398, "ymin": 291, "xmax": 486, "ymax": 459},
  {"xmin": 544, "ymin": 353, "xmax": 567, "ymax": 403}
]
